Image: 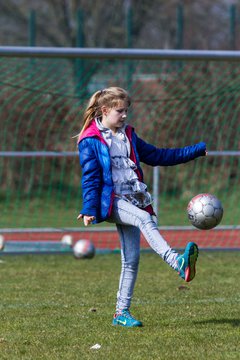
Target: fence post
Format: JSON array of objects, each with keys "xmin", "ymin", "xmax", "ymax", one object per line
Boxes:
[
  {"xmin": 153, "ymin": 167, "xmax": 159, "ymax": 223},
  {"xmin": 125, "ymin": 1, "xmax": 133, "ymax": 92},
  {"xmin": 28, "ymin": 10, "xmax": 36, "ymax": 47},
  {"xmin": 75, "ymin": 8, "xmax": 85, "ymax": 98},
  {"xmin": 230, "ymin": 4, "xmax": 236, "ymax": 50},
  {"xmin": 28, "ymin": 10, "xmax": 36, "ymax": 78},
  {"xmin": 176, "ymin": 4, "xmax": 184, "ymax": 49}
]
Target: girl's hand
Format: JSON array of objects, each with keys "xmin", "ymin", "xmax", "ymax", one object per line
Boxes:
[{"xmin": 77, "ymin": 214, "xmax": 95, "ymax": 226}]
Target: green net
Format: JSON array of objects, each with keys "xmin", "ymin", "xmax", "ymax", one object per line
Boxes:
[{"xmin": 0, "ymin": 52, "xmax": 239, "ymax": 249}]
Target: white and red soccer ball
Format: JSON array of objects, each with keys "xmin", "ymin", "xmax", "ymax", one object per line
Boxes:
[
  {"xmin": 73, "ymin": 239, "xmax": 95, "ymax": 259},
  {"xmin": 187, "ymin": 193, "xmax": 223, "ymax": 230}
]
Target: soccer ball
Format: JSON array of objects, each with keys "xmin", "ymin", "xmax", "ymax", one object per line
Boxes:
[
  {"xmin": 73, "ymin": 239, "xmax": 95, "ymax": 259},
  {"xmin": 187, "ymin": 193, "xmax": 223, "ymax": 230},
  {"xmin": 0, "ymin": 235, "xmax": 5, "ymax": 251},
  {"xmin": 61, "ymin": 234, "xmax": 73, "ymax": 247}
]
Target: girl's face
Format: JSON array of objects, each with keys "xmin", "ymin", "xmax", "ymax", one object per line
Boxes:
[{"xmin": 101, "ymin": 101, "xmax": 129, "ymax": 134}]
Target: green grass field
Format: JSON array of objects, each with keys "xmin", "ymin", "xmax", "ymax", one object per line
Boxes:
[{"xmin": 0, "ymin": 251, "xmax": 239, "ymax": 359}]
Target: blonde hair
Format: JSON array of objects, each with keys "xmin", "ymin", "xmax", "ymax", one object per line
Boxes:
[{"xmin": 77, "ymin": 87, "xmax": 131, "ymax": 141}]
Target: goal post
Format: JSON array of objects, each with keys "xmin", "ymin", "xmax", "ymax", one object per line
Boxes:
[{"xmin": 0, "ymin": 47, "xmax": 239, "ymax": 250}]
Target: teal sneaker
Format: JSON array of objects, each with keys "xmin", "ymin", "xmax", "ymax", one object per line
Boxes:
[
  {"xmin": 176, "ymin": 242, "xmax": 199, "ymax": 282},
  {"xmin": 112, "ymin": 309, "xmax": 143, "ymax": 327}
]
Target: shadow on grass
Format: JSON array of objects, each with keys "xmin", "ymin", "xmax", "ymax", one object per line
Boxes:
[{"xmin": 194, "ymin": 319, "xmax": 240, "ymax": 327}]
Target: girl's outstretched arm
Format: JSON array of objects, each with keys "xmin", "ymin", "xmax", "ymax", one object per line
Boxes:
[{"xmin": 135, "ymin": 135, "xmax": 207, "ymax": 166}]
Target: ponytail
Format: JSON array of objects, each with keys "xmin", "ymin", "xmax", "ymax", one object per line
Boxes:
[{"xmin": 77, "ymin": 90, "xmax": 102, "ymax": 142}]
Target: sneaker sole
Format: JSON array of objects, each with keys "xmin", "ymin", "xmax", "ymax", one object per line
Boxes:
[
  {"xmin": 112, "ymin": 319, "xmax": 143, "ymax": 327},
  {"xmin": 185, "ymin": 243, "xmax": 199, "ymax": 282},
  {"xmin": 112, "ymin": 322, "xmax": 143, "ymax": 327}
]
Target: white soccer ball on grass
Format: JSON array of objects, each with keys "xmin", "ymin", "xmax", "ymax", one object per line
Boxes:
[
  {"xmin": 61, "ymin": 234, "xmax": 73, "ymax": 247},
  {"xmin": 73, "ymin": 239, "xmax": 95, "ymax": 259},
  {"xmin": 0, "ymin": 235, "xmax": 5, "ymax": 251}
]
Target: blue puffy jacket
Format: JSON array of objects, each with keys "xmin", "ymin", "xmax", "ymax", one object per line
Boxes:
[{"xmin": 78, "ymin": 120, "xmax": 206, "ymax": 223}]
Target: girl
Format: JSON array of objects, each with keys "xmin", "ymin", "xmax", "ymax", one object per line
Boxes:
[{"xmin": 77, "ymin": 87, "xmax": 206, "ymax": 327}]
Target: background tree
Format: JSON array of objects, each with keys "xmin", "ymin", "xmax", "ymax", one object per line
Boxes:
[{"xmin": 0, "ymin": 0, "xmax": 238, "ymax": 50}]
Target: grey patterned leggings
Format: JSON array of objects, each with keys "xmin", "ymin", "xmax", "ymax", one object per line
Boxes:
[{"xmin": 108, "ymin": 197, "xmax": 179, "ymax": 311}]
